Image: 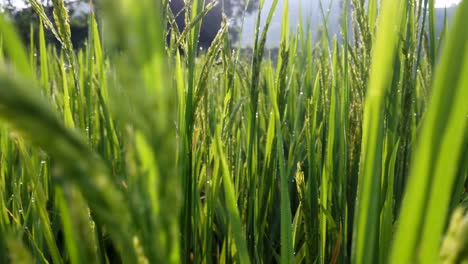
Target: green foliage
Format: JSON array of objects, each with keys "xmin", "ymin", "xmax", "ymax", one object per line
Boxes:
[{"xmin": 0, "ymin": 0, "xmax": 466, "ymax": 263}]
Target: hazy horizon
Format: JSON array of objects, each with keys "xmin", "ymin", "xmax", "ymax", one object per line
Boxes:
[
  {"xmin": 0, "ymin": 0, "xmax": 462, "ymax": 47},
  {"xmin": 0, "ymin": 0, "xmax": 462, "ymax": 9}
]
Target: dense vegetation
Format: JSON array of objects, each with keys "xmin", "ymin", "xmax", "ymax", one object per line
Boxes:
[{"xmin": 0, "ymin": 0, "xmax": 467, "ymax": 263}]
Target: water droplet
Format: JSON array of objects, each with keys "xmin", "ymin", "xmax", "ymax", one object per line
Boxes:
[
  {"xmin": 33, "ymin": 53, "xmax": 38, "ymax": 57},
  {"xmin": 41, "ymin": 160, "xmax": 46, "ymax": 164},
  {"xmin": 18, "ymin": 209, "xmax": 23, "ymax": 214},
  {"xmin": 31, "ymin": 197, "xmax": 35, "ymax": 203},
  {"xmin": 255, "ymin": 112, "xmax": 259, "ymax": 119}
]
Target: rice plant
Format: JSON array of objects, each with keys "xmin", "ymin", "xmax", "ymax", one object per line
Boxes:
[{"xmin": 0, "ymin": 0, "xmax": 466, "ymax": 263}]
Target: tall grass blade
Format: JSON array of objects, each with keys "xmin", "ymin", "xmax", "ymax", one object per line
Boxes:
[
  {"xmin": 390, "ymin": 2, "xmax": 468, "ymax": 262},
  {"xmin": 352, "ymin": 0, "xmax": 406, "ymax": 263}
]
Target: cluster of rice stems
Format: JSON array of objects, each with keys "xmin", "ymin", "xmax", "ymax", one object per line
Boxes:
[{"xmin": 0, "ymin": 0, "xmax": 466, "ymax": 263}]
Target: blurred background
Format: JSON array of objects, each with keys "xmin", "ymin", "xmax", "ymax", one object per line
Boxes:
[{"xmin": 0, "ymin": 0, "xmax": 460, "ymax": 49}]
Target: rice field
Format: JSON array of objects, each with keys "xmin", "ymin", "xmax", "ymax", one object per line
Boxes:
[{"xmin": 0, "ymin": 0, "xmax": 467, "ymax": 263}]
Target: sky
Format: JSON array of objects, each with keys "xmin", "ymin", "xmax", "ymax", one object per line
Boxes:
[
  {"xmin": 435, "ymin": 0, "xmax": 462, "ymax": 7},
  {"xmin": 239, "ymin": 0, "xmax": 461, "ymax": 47},
  {"xmin": 0, "ymin": 0, "xmax": 463, "ymax": 8}
]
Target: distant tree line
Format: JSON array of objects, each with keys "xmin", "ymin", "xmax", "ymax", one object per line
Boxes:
[
  {"xmin": 1, "ymin": 0, "xmax": 259, "ymax": 50},
  {"xmin": 170, "ymin": 0, "xmax": 259, "ymax": 48}
]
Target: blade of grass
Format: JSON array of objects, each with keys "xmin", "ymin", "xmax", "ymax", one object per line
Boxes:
[
  {"xmin": 352, "ymin": 0, "xmax": 406, "ymax": 263},
  {"xmin": 390, "ymin": 2, "xmax": 468, "ymax": 262},
  {"xmin": 214, "ymin": 126, "xmax": 250, "ymax": 264}
]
